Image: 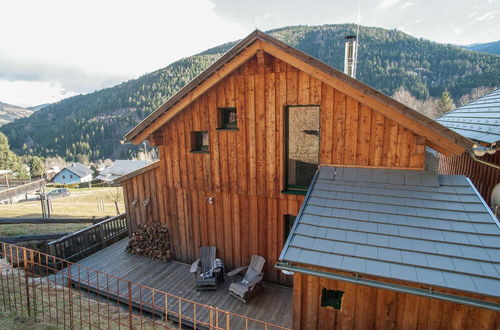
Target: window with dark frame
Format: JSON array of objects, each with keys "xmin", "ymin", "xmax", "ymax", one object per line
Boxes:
[
  {"xmin": 284, "ymin": 105, "xmax": 320, "ymax": 194},
  {"xmin": 284, "ymin": 215, "xmax": 296, "ymax": 243},
  {"xmin": 218, "ymin": 107, "xmax": 237, "ymax": 129},
  {"xmin": 321, "ymin": 289, "xmax": 344, "ymax": 310},
  {"xmin": 191, "ymin": 131, "xmax": 209, "ymax": 153}
]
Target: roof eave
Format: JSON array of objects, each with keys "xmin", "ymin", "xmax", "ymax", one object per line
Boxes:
[{"xmin": 275, "ymin": 262, "xmax": 500, "ymax": 312}]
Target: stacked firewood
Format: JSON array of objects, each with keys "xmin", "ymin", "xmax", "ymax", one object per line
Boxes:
[{"xmin": 126, "ymin": 222, "xmax": 172, "ymax": 261}]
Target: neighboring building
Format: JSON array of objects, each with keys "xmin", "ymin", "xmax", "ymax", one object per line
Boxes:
[
  {"xmin": 96, "ymin": 160, "xmax": 148, "ymax": 183},
  {"xmin": 45, "ymin": 165, "xmax": 61, "ymax": 181},
  {"xmin": 438, "ymin": 88, "xmax": 500, "ymax": 205},
  {"xmin": 114, "ymin": 31, "xmax": 499, "ymax": 328},
  {"xmin": 52, "ymin": 163, "xmax": 92, "ymax": 184}
]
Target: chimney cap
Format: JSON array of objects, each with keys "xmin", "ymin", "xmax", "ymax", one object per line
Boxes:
[{"xmin": 344, "ymin": 35, "xmax": 357, "ymax": 40}]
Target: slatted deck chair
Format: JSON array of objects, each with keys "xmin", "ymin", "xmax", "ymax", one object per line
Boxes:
[
  {"xmin": 227, "ymin": 255, "xmax": 265, "ymax": 303},
  {"xmin": 189, "ymin": 246, "xmax": 221, "ymax": 290}
]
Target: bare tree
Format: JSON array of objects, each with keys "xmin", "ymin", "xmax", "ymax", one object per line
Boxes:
[
  {"xmin": 457, "ymin": 86, "xmax": 497, "ymax": 107},
  {"xmin": 105, "ymin": 187, "xmax": 123, "ymax": 215}
]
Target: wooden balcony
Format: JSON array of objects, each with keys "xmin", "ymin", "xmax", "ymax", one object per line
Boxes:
[{"xmin": 58, "ymin": 238, "xmax": 293, "ymax": 329}]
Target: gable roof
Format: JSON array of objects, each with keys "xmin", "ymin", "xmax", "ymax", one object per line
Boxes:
[
  {"xmin": 63, "ymin": 163, "xmax": 92, "ymax": 178},
  {"xmin": 437, "ymin": 88, "xmax": 500, "ymax": 144},
  {"xmin": 125, "ymin": 30, "xmax": 472, "ymax": 156},
  {"xmin": 279, "ymin": 166, "xmax": 500, "ymax": 299},
  {"xmin": 95, "ymin": 160, "xmax": 148, "ymax": 182}
]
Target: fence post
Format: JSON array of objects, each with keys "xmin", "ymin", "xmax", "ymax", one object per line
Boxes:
[
  {"xmin": 128, "ymin": 281, "xmax": 133, "ymax": 329},
  {"xmin": 22, "ymin": 249, "xmax": 31, "ymax": 317},
  {"xmin": 67, "ymin": 263, "xmax": 74, "ymax": 329}
]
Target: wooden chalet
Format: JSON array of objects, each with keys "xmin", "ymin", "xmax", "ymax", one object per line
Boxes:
[
  {"xmin": 116, "ymin": 30, "xmax": 500, "ymax": 328},
  {"xmin": 438, "ymin": 88, "xmax": 500, "ymax": 205}
]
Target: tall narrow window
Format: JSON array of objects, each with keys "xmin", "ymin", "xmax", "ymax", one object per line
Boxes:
[
  {"xmin": 191, "ymin": 131, "xmax": 209, "ymax": 153},
  {"xmin": 218, "ymin": 107, "xmax": 237, "ymax": 130},
  {"xmin": 284, "ymin": 215, "xmax": 297, "ymax": 242},
  {"xmin": 285, "ymin": 106, "xmax": 320, "ymax": 193}
]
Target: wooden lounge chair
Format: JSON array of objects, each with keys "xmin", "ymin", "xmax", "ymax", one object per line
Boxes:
[
  {"xmin": 227, "ymin": 255, "xmax": 265, "ymax": 303},
  {"xmin": 189, "ymin": 246, "xmax": 221, "ymax": 290}
]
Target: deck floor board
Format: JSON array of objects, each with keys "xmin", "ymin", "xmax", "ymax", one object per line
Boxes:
[{"xmin": 57, "ymin": 238, "xmax": 292, "ymax": 329}]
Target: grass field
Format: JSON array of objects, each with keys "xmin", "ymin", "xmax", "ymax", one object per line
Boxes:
[{"xmin": 0, "ymin": 187, "xmax": 125, "ymax": 236}]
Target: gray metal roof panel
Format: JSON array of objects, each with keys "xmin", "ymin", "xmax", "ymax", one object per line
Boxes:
[
  {"xmin": 280, "ymin": 166, "xmax": 500, "ymax": 298},
  {"xmin": 438, "ymin": 89, "xmax": 500, "ymax": 143}
]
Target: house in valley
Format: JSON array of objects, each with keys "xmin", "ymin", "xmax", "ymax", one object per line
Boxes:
[
  {"xmin": 438, "ymin": 88, "xmax": 500, "ymax": 206},
  {"xmin": 118, "ymin": 30, "xmax": 499, "ymax": 329},
  {"xmin": 52, "ymin": 162, "xmax": 92, "ymax": 185},
  {"xmin": 95, "ymin": 159, "xmax": 148, "ymax": 183}
]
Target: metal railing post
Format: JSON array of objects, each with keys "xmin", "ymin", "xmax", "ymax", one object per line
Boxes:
[
  {"xmin": 22, "ymin": 248, "xmax": 31, "ymax": 317},
  {"xmin": 128, "ymin": 281, "xmax": 133, "ymax": 329}
]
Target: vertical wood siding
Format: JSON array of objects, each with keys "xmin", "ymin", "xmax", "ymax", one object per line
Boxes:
[
  {"xmin": 122, "ymin": 53, "xmax": 427, "ymax": 285},
  {"xmin": 294, "ymin": 272, "xmax": 500, "ymax": 330}
]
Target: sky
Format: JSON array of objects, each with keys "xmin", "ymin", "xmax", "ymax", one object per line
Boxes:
[{"xmin": 0, "ymin": 0, "xmax": 498, "ymax": 107}]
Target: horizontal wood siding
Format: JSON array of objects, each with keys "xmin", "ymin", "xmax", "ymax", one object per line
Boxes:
[
  {"xmin": 439, "ymin": 152, "xmax": 500, "ymax": 205},
  {"xmin": 123, "ymin": 52, "xmax": 427, "ymax": 285},
  {"xmin": 294, "ymin": 272, "xmax": 500, "ymax": 330}
]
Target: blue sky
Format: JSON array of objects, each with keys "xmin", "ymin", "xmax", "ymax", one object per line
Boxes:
[{"xmin": 0, "ymin": 0, "xmax": 498, "ymax": 107}]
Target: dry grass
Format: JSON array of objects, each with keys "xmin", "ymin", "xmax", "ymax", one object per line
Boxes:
[
  {"xmin": 0, "ymin": 258, "xmax": 177, "ymax": 329},
  {"xmin": 0, "ymin": 187, "xmax": 125, "ymax": 236}
]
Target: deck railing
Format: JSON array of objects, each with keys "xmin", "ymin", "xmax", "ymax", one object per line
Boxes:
[
  {"xmin": 0, "ymin": 242, "xmax": 290, "ymax": 329},
  {"xmin": 47, "ymin": 214, "xmax": 128, "ymax": 261}
]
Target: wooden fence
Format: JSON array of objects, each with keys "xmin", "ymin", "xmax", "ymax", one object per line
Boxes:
[
  {"xmin": 47, "ymin": 214, "xmax": 128, "ymax": 261},
  {"xmin": 0, "ymin": 179, "xmax": 46, "ymax": 202},
  {"xmin": 0, "ymin": 242, "xmax": 290, "ymax": 329}
]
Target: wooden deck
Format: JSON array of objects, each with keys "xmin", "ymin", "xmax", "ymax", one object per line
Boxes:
[{"xmin": 57, "ymin": 238, "xmax": 292, "ymax": 329}]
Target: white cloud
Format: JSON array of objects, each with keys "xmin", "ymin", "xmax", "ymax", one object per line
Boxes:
[
  {"xmin": 400, "ymin": 2, "xmax": 414, "ymax": 10},
  {"xmin": 0, "ymin": 80, "xmax": 77, "ymax": 107},
  {"xmin": 378, "ymin": 0, "xmax": 401, "ymax": 9},
  {"xmin": 454, "ymin": 28, "xmax": 464, "ymax": 34},
  {"xmin": 474, "ymin": 11, "xmax": 495, "ymax": 21},
  {"xmin": 0, "ymin": 0, "xmax": 247, "ymax": 106}
]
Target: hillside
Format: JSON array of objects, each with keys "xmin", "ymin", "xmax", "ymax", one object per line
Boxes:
[
  {"xmin": 0, "ymin": 101, "xmax": 34, "ymax": 126},
  {"xmin": 1, "ymin": 24, "xmax": 499, "ymax": 161},
  {"xmin": 465, "ymin": 40, "xmax": 500, "ymax": 55}
]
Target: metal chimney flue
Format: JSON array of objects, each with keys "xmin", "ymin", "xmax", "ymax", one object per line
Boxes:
[{"xmin": 344, "ymin": 35, "xmax": 358, "ymax": 78}]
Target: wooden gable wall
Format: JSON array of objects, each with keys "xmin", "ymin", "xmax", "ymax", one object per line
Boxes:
[{"xmin": 123, "ymin": 52, "xmax": 427, "ymax": 284}]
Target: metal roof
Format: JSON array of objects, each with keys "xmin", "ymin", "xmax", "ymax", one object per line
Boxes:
[
  {"xmin": 279, "ymin": 166, "xmax": 500, "ymax": 298},
  {"xmin": 95, "ymin": 160, "xmax": 148, "ymax": 182},
  {"xmin": 64, "ymin": 163, "xmax": 92, "ymax": 178},
  {"xmin": 438, "ymin": 89, "xmax": 500, "ymax": 144}
]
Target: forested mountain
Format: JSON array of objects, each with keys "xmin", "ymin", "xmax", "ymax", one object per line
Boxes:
[
  {"xmin": 0, "ymin": 101, "xmax": 34, "ymax": 126},
  {"xmin": 1, "ymin": 24, "xmax": 499, "ymax": 161},
  {"xmin": 465, "ymin": 40, "xmax": 500, "ymax": 55}
]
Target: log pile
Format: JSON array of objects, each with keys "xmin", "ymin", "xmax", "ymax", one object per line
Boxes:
[{"xmin": 126, "ymin": 222, "xmax": 172, "ymax": 261}]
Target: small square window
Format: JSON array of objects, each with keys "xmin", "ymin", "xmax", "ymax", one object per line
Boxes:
[
  {"xmin": 321, "ymin": 289, "xmax": 344, "ymax": 310},
  {"xmin": 218, "ymin": 107, "xmax": 237, "ymax": 129},
  {"xmin": 70, "ymin": 175, "xmax": 73, "ymax": 179},
  {"xmin": 62, "ymin": 175, "xmax": 65, "ymax": 179},
  {"xmin": 191, "ymin": 131, "xmax": 209, "ymax": 153}
]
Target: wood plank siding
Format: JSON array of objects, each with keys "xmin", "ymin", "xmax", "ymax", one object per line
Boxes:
[
  {"xmin": 439, "ymin": 151, "xmax": 500, "ymax": 205},
  {"xmin": 121, "ymin": 53, "xmax": 427, "ymax": 285},
  {"xmin": 293, "ymin": 271, "xmax": 500, "ymax": 330}
]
